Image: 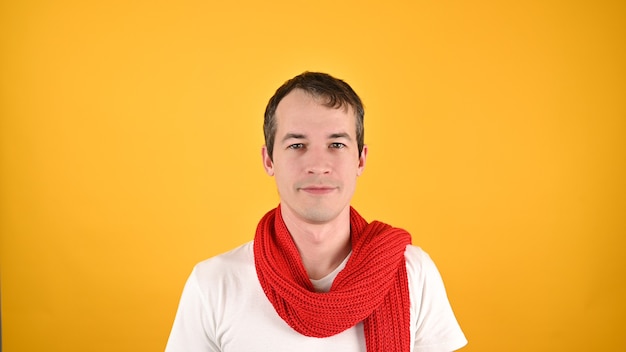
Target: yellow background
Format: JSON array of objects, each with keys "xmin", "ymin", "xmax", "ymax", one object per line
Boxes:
[{"xmin": 1, "ymin": 0, "xmax": 624, "ymax": 351}]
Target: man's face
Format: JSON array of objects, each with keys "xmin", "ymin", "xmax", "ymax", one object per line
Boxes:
[{"xmin": 262, "ymin": 88, "xmax": 367, "ymax": 225}]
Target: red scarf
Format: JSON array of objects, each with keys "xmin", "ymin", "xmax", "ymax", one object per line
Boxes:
[{"xmin": 254, "ymin": 205, "xmax": 412, "ymax": 351}]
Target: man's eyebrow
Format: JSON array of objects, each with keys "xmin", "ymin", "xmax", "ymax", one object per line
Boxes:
[
  {"xmin": 329, "ymin": 132, "xmax": 352, "ymax": 140},
  {"xmin": 281, "ymin": 132, "xmax": 352, "ymax": 142},
  {"xmin": 281, "ymin": 133, "xmax": 306, "ymax": 142}
]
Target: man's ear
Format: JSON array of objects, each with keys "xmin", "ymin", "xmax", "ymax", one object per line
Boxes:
[
  {"xmin": 261, "ymin": 145, "xmax": 275, "ymax": 176},
  {"xmin": 357, "ymin": 145, "xmax": 368, "ymax": 176}
]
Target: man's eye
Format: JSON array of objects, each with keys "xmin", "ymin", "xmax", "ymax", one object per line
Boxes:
[
  {"xmin": 288, "ymin": 143, "xmax": 305, "ymax": 150},
  {"xmin": 329, "ymin": 143, "xmax": 346, "ymax": 149}
]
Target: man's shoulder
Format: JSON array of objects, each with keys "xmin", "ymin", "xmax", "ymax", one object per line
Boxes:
[
  {"xmin": 404, "ymin": 244, "xmax": 430, "ymax": 263},
  {"xmin": 192, "ymin": 241, "xmax": 255, "ymax": 283},
  {"xmin": 404, "ymin": 244, "xmax": 440, "ymax": 279}
]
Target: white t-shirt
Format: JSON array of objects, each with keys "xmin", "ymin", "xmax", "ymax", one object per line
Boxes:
[{"xmin": 165, "ymin": 242, "xmax": 467, "ymax": 352}]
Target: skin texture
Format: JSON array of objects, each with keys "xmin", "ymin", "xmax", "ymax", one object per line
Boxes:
[{"xmin": 262, "ymin": 88, "xmax": 367, "ymax": 280}]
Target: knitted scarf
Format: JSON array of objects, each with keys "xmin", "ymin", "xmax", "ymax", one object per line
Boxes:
[{"xmin": 254, "ymin": 205, "xmax": 412, "ymax": 352}]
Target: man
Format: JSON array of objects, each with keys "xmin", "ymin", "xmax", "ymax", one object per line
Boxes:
[{"xmin": 165, "ymin": 72, "xmax": 467, "ymax": 352}]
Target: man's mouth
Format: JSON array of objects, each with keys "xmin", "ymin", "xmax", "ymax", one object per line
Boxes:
[{"xmin": 300, "ymin": 186, "xmax": 336, "ymax": 195}]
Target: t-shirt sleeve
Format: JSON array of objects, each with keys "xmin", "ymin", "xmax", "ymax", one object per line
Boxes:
[
  {"xmin": 165, "ymin": 267, "xmax": 220, "ymax": 352},
  {"xmin": 406, "ymin": 246, "xmax": 468, "ymax": 352}
]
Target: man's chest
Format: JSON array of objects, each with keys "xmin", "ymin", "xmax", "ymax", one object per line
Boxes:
[{"xmin": 210, "ymin": 276, "xmax": 366, "ymax": 352}]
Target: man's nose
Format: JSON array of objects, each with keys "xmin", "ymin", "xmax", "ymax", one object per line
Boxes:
[{"xmin": 305, "ymin": 148, "xmax": 331, "ymax": 175}]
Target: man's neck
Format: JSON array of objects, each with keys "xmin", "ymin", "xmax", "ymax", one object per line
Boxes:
[{"xmin": 280, "ymin": 206, "xmax": 352, "ymax": 280}]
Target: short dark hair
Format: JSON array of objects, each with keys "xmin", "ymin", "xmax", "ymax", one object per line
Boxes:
[{"xmin": 263, "ymin": 72, "xmax": 365, "ymax": 160}]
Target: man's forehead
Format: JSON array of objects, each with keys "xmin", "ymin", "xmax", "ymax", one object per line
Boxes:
[{"xmin": 275, "ymin": 108, "xmax": 356, "ymax": 133}]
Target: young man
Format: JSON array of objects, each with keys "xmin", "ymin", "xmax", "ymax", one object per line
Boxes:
[{"xmin": 165, "ymin": 72, "xmax": 467, "ymax": 352}]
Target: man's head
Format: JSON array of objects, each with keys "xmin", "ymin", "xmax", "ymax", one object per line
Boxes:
[
  {"xmin": 261, "ymin": 72, "xmax": 367, "ymax": 225},
  {"xmin": 263, "ymin": 72, "xmax": 365, "ymax": 161}
]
